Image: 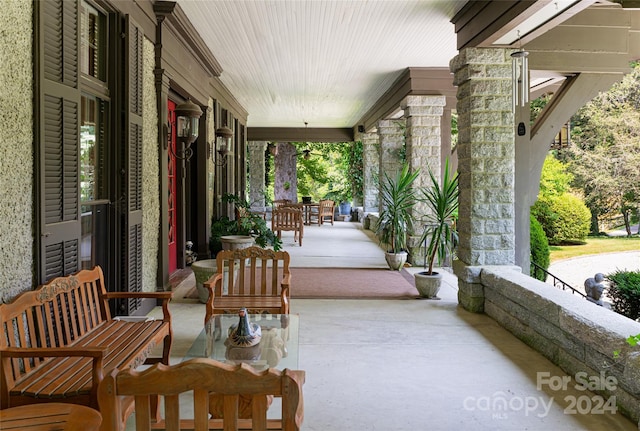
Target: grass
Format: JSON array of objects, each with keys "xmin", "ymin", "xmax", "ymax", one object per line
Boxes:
[{"xmin": 549, "ymin": 236, "xmax": 640, "ymax": 262}]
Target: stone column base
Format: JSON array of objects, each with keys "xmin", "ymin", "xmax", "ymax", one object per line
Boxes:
[{"xmin": 453, "ymin": 260, "xmax": 521, "ymax": 313}]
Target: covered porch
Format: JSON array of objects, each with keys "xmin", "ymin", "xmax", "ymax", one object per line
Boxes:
[{"xmin": 155, "ymin": 222, "xmax": 637, "ymax": 430}]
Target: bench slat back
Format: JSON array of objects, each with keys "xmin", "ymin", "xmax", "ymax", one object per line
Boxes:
[
  {"xmin": 98, "ymin": 358, "xmax": 305, "ymax": 431},
  {"xmin": 213, "ymin": 247, "xmax": 290, "ymax": 298},
  {"xmin": 0, "ymin": 266, "xmax": 109, "ymax": 383}
]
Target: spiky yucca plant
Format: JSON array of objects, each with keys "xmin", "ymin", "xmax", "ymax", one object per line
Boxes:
[
  {"xmin": 419, "ymin": 160, "xmax": 459, "ymax": 275},
  {"xmin": 375, "ymin": 164, "xmax": 419, "ymax": 254}
]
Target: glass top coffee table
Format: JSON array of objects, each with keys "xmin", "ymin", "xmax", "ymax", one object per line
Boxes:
[{"xmin": 184, "ymin": 313, "xmax": 299, "ymax": 371}]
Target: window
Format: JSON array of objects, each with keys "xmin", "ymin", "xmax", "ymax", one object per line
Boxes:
[{"xmin": 80, "ymin": 1, "xmax": 110, "ymax": 271}]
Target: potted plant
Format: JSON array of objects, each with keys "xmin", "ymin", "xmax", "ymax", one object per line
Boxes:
[
  {"xmin": 414, "ymin": 160, "xmax": 459, "ymax": 298},
  {"xmin": 375, "ymin": 164, "xmax": 419, "ymax": 270},
  {"xmin": 209, "ymin": 193, "xmax": 282, "ymax": 256}
]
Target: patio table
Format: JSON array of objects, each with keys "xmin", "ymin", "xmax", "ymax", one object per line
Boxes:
[
  {"xmin": 184, "ymin": 313, "xmax": 299, "ymax": 371},
  {"xmin": 302, "ymin": 202, "xmax": 319, "ymax": 225}
]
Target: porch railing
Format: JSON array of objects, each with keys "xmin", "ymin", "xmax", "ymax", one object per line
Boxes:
[{"xmin": 530, "ymin": 261, "xmax": 586, "ymax": 298}]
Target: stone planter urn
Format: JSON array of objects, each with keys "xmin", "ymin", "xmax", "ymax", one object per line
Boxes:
[
  {"xmin": 384, "ymin": 251, "xmax": 407, "ymax": 271},
  {"xmin": 190, "ymin": 259, "xmax": 217, "ymax": 304},
  {"xmin": 414, "ymin": 271, "xmax": 442, "ymax": 299},
  {"xmin": 220, "ymin": 235, "xmax": 255, "ymax": 251}
]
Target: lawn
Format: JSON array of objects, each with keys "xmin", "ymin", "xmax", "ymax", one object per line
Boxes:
[{"xmin": 550, "ymin": 236, "xmax": 640, "ymax": 262}]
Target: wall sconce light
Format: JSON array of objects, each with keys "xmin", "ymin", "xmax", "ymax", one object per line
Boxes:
[
  {"xmin": 213, "ymin": 126, "xmax": 233, "ymax": 166},
  {"xmin": 172, "ymin": 98, "xmax": 203, "ymax": 161}
]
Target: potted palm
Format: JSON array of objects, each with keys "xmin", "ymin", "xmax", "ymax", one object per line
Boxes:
[
  {"xmin": 375, "ymin": 164, "xmax": 419, "ymax": 270},
  {"xmin": 415, "ymin": 160, "xmax": 459, "ymax": 298}
]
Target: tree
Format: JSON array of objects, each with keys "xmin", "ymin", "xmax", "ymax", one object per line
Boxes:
[{"xmin": 567, "ymin": 63, "xmax": 640, "ymax": 235}]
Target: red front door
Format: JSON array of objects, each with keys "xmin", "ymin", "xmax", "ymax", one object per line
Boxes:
[{"xmin": 167, "ymin": 100, "xmax": 178, "ymax": 274}]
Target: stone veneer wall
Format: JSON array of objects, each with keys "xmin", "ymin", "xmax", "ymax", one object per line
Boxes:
[
  {"xmin": 248, "ymin": 141, "xmax": 267, "ymax": 212},
  {"xmin": 402, "ymin": 95, "xmax": 446, "ymax": 265},
  {"xmin": 360, "ymin": 132, "xmax": 379, "ymax": 214},
  {"xmin": 0, "ymin": 0, "xmax": 34, "ymax": 303},
  {"xmin": 141, "ymin": 38, "xmax": 159, "ymax": 292},
  {"xmin": 481, "ymin": 267, "xmax": 640, "ymax": 426}
]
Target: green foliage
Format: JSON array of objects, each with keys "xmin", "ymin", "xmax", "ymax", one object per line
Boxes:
[
  {"xmin": 566, "ymin": 63, "xmax": 640, "ymax": 234},
  {"xmin": 539, "ymin": 155, "xmax": 573, "ymax": 198},
  {"xmin": 532, "ymin": 155, "xmax": 591, "ymax": 245},
  {"xmin": 529, "ymin": 214, "xmax": 550, "ymax": 281},
  {"xmin": 375, "ymin": 164, "xmax": 419, "ymax": 254},
  {"xmin": 418, "ymin": 160, "xmax": 459, "ymax": 275},
  {"xmin": 294, "ymin": 142, "xmax": 352, "ymax": 203},
  {"xmin": 347, "ymin": 141, "xmax": 363, "ymax": 203},
  {"xmin": 607, "ymin": 270, "xmax": 640, "ymax": 320},
  {"xmin": 533, "ymin": 193, "xmax": 591, "ymax": 245},
  {"xmin": 530, "ymin": 93, "xmax": 552, "ymax": 123},
  {"xmin": 210, "ymin": 194, "xmax": 282, "ymax": 254}
]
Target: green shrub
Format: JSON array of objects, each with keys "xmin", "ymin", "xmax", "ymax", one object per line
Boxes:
[
  {"xmin": 530, "ymin": 214, "xmax": 550, "ymax": 281},
  {"xmin": 607, "ymin": 270, "xmax": 640, "ymax": 320},
  {"xmin": 533, "ymin": 193, "xmax": 591, "ymax": 245}
]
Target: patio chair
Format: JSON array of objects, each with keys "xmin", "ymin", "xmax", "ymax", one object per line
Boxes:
[
  {"xmin": 98, "ymin": 358, "xmax": 305, "ymax": 431},
  {"xmin": 272, "ymin": 207, "xmax": 304, "ymax": 246},
  {"xmin": 272, "ymin": 199, "xmax": 292, "ymax": 209},
  {"xmin": 318, "ymin": 199, "xmax": 335, "ymax": 225},
  {"xmin": 202, "ymin": 246, "xmax": 291, "ymax": 326}
]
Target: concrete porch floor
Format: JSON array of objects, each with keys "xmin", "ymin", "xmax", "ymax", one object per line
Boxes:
[{"xmin": 145, "ymin": 221, "xmax": 636, "ymax": 430}]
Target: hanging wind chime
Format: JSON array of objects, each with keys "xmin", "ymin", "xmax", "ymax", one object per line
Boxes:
[{"xmin": 511, "ymin": 31, "xmax": 529, "ymax": 111}]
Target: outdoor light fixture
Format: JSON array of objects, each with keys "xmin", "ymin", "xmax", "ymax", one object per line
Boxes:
[
  {"xmin": 511, "ymin": 32, "xmax": 529, "ymax": 110},
  {"xmin": 213, "ymin": 126, "xmax": 233, "ymax": 166},
  {"xmin": 172, "ymin": 98, "xmax": 203, "ymax": 161},
  {"xmin": 294, "ymin": 122, "xmax": 319, "ymax": 160}
]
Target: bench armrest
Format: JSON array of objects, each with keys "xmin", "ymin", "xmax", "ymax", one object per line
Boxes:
[
  {"xmin": 1, "ymin": 346, "xmax": 109, "ymax": 391},
  {"xmin": 203, "ymin": 274, "xmax": 223, "ymax": 325},
  {"xmin": 102, "ymin": 291, "xmax": 173, "ymax": 321},
  {"xmin": 1, "ymin": 346, "xmax": 108, "ymax": 358},
  {"xmin": 102, "ymin": 292, "xmax": 172, "ymax": 300}
]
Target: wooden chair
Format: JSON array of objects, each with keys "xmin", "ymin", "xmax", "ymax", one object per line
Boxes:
[
  {"xmin": 271, "ymin": 207, "xmax": 304, "ymax": 246},
  {"xmin": 272, "ymin": 199, "xmax": 292, "ymax": 209},
  {"xmin": 318, "ymin": 199, "xmax": 335, "ymax": 225},
  {"xmin": 98, "ymin": 359, "xmax": 305, "ymax": 431},
  {"xmin": 203, "ymin": 246, "xmax": 291, "ymax": 326}
]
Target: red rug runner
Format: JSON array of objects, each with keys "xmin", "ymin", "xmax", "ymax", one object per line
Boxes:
[
  {"xmin": 289, "ymin": 267, "xmax": 417, "ymax": 299},
  {"xmin": 181, "ymin": 267, "xmax": 418, "ymax": 300}
]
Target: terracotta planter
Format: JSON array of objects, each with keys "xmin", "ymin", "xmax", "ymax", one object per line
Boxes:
[
  {"xmin": 414, "ymin": 271, "xmax": 442, "ymax": 299},
  {"xmin": 385, "ymin": 251, "xmax": 407, "ymax": 271}
]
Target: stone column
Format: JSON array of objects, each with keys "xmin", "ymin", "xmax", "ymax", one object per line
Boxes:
[
  {"xmin": 359, "ymin": 131, "xmax": 379, "ymax": 214},
  {"xmin": 274, "ymin": 143, "xmax": 297, "ymax": 201},
  {"xmin": 248, "ymin": 141, "xmax": 267, "ymax": 212},
  {"xmin": 450, "ymin": 48, "xmax": 518, "ymax": 313},
  {"xmin": 401, "ymin": 95, "xmax": 447, "ymax": 265},
  {"xmin": 377, "ymin": 119, "xmax": 405, "ymax": 212}
]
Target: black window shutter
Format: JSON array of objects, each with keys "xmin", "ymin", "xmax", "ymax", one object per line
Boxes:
[
  {"xmin": 38, "ymin": 0, "xmax": 81, "ymax": 283},
  {"xmin": 121, "ymin": 15, "xmax": 144, "ymax": 314}
]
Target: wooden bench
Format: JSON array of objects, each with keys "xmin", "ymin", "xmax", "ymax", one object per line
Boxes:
[
  {"xmin": 98, "ymin": 358, "xmax": 305, "ymax": 431},
  {"xmin": 0, "ymin": 266, "xmax": 172, "ymax": 420},
  {"xmin": 203, "ymin": 246, "xmax": 291, "ymax": 326}
]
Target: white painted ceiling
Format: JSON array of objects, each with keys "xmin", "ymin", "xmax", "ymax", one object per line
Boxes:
[{"xmin": 178, "ymin": 0, "xmax": 468, "ymax": 128}]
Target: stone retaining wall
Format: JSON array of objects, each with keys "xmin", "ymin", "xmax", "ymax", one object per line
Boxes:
[{"xmin": 479, "ymin": 266, "xmax": 640, "ymax": 426}]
